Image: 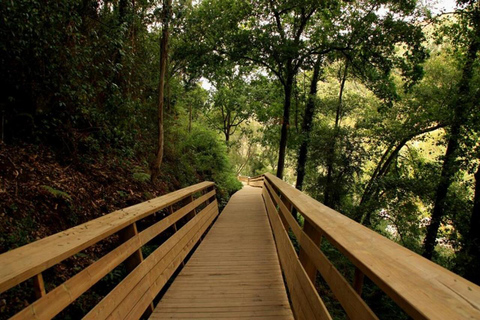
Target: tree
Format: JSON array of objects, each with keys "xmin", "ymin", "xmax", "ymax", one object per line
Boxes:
[
  {"xmin": 323, "ymin": 59, "xmax": 348, "ymax": 207},
  {"xmin": 205, "ymin": 69, "xmax": 253, "ymax": 144},
  {"xmin": 187, "ymin": 0, "xmax": 427, "ymax": 181},
  {"xmin": 465, "ymin": 165, "xmax": 480, "ymax": 283},
  {"xmin": 296, "ymin": 56, "xmax": 322, "ymax": 190},
  {"xmin": 151, "ymin": 0, "xmax": 172, "ymax": 182},
  {"xmin": 423, "ymin": 1, "xmax": 480, "ymax": 259}
]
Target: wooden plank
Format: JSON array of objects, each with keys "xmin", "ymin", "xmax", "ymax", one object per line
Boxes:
[
  {"xmin": 0, "ymin": 181, "xmax": 214, "ymax": 294},
  {"xmin": 33, "ymin": 273, "xmax": 46, "ymax": 299},
  {"xmin": 187, "ymin": 195, "xmax": 197, "ymax": 220},
  {"xmin": 298, "ymin": 220, "xmax": 321, "ymax": 281},
  {"xmin": 353, "ymin": 267, "xmax": 365, "ymax": 294},
  {"xmin": 152, "ymin": 186, "xmax": 293, "ymax": 320},
  {"xmin": 119, "ymin": 223, "xmax": 145, "ymax": 275},
  {"xmin": 116, "ymin": 203, "xmax": 219, "ymax": 320},
  {"xmin": 263, "ymin": 188, "xmax": 331, "ymax": 320},
  {"xmin": 263, "ymin": 188, "xmax": 312, "ymax": 320},
  {"xmin": 118, "ymin": 223, "xmax": 154, "ymax": 315},
  {"xmin": 264, "ymin": 180, "xmax": 377, "ymax": 319},
  {"xmin": 249, "ymin": 175, "xmax": 264, "ymax": 188},
  {"xmin": 84, "ymin": 200, "xmax": 218, "ymax": 320},
  {"xmin": 264, "ymin": 173, "xmax": 480, "ymax": 320},
  {"xmin": 10, "ymin": 194, "xmax": 216, "ymax": 320}
]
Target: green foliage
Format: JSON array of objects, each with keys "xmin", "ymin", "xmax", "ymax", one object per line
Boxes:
[
  {"xmin": 1, "ymin": 0, "xmax": 480, "ymax": 318},
  {"xmin": 177, "ymin": 125, "xmax": 242, "ymax": 205},
  {"xmin": 132, "ymin": 172, "xmax": 151, "ymax": 183},
  {"xmin": 1, "ymin": 216, "xmax": 36, "ymax": 250},
  {"xmin": 41, "ymin": 185, "xmax": 72, "ymax": 201}
]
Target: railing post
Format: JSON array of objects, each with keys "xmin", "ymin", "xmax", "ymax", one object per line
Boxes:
[
  {"xmin": 119, "ymin": 222, "xmax": 154, "ymax": 313},
  {"xmin": 353, "ymin": 267, "xmax": 365, "ymax": 295},
  {"xmin": 33, "ymin": 273, "xmax": 46, "ymax": 299},
  {"xmin": 278, "ymin": 194, "xmax": 292, "ymax": 229},
  {"xmin": 169, "ymin": 206, "xmax": 178, "ymax": 232},
  {"xmin": 204, "ymin": 185, "xmax": 214, "ymax": 205},
  {"xmin": 169, "ymin": 205, "xmax": 185, "ymax": 267},
  {"xmin": 298, "ymin": 220, "xmax": 322, "ymax": 282},
  {"xmin": 185, "ymin": 194, "xmax": 197, "ymax": 221}
]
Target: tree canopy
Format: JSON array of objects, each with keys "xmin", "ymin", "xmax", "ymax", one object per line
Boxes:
[{"xmin": 1, "ymin": 0, "xmax": 479, "ymax": 318}]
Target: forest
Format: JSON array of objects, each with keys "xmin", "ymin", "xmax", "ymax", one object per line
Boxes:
[{"xmin": 0, "ymin": 0, "xmax": 479, "ymax": 318}]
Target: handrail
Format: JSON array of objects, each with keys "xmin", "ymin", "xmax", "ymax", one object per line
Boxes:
[
  {"xmin": 237, "ymin": 175, "xmax": 249, "ymax": 183},
  {"xmin": 262, "ymin": 173, "xmax": 480, "ymax": 320},
  {"xmin": 238, "ymin": 174, "xmax": 264, "ymax": 187},
  {"xmin": 0, "ymin": 181, "xmax": 218, "ymax": 319}
]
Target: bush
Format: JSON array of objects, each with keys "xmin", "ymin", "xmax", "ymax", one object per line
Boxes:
[{"xmin": 178, "ymin": 125, "xmax": 242, "ymax": 206}]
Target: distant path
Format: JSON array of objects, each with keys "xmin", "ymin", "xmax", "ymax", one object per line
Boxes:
[{"xmin": 150, "ymin": 185, "xmax": 294, "ymax": 319}]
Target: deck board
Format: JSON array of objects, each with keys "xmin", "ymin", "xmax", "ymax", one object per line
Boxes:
[{"xmin": 150, "ymin": 186, "xmax": 294, "ymax": 319}]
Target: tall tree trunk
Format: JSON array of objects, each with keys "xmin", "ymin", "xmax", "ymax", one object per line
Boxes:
[
  {"xmin": 423, "ymin": 15, "xmax": 479, "ymax": 258},
  {"xmin": 423, "ymin": 125, "xmax": 461, "ymax": 259},
  {"xmin": 151, "ymin": 0, "xmax": 171, "ymax": 182},
  {"xmin": 224, "ymin": 111, "xmax": 231, "ymax": 143},
  {"xmin": 295, "ymin": 57, "xmax": 321, "ymax": 190},
  {"xmin": 324, "ymin": 61, "xmax": 348, "ymax": 208},
  {"xmin": 276, "ymin": 70, "xmax": 294, "ymax": 179},
  {"xmin": 465, "ymin": 166, "xmax": 480, "ymax": 284},
  {"xmin": 294, "ymin": 76, "xmax": 299, "ymax": 132},
  {"xmin": 236, "ymin": 143, "xmax": 253, "ymax": 175}
]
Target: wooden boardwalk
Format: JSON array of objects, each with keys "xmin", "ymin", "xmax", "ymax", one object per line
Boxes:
[
  {"xmin": 3, "ymin": 177, "xmax": 480, "ymax": 320},
  {"xmin": 150, "ymin": 185, "xmax": 294, "ymax": 319}
]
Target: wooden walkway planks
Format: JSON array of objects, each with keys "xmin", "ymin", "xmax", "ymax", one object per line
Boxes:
[{"xmin": 150, "ymin": 186, "xmax": 294, "ymax": 319}]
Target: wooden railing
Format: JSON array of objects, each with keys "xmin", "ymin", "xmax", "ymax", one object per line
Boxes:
[
  {"xmin": 0, "ymin": 182, "xmax": 218, "ymax": 320},
  {"xmin": 2, "ymin": 175, "xmax": 480, "ymax": 320},
  {"xmin": 238, "ymin": 175, "xmax": 264, "ymax": 187},
  {"xmin": 237, "ymin": 175, "xmax": 249, "ymax": 183},
  {"xmin": 261, "ymin": 173, "xmax": 480, "ymax": 320}
]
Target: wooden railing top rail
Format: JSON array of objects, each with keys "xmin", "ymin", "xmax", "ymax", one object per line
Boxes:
[
  {"xmin": 237, "ymin": 175, "xmax": 264, "ymax": 187},
  {"xmin": 264, "ymin": 173, "xmax": 480, "ymax": 320},
  {"xmin": 0, "ymin": 181, "xmax": 214, "ymax": 294}
]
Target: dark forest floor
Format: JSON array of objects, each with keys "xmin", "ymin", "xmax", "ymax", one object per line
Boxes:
[{"xmin": 0, "ymin": 142, "xmax": 183, "ymax": 317}]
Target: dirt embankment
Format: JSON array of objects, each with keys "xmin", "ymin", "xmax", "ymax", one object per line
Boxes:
[{"xmin": 0, "ymin": 142, "xmax": 179, "ymax": 317}]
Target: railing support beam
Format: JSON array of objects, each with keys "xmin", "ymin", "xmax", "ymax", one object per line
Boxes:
[
  {"xmin": 298, "ymin": 220, "xmax": 322, "ymax": 282},
  {"xmin": 353, "ymin": 267, "xmax": 365, "ymax": 295},
  {"xmin": 33, "ymin": 273, "xmax": 46, "ymax": 299},
  {"xmin": 119, "ymin": 222, "xmax": 154, "ymax": 314}
]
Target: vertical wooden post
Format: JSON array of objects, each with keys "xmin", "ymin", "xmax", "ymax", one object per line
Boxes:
[
  {"xmin": 205, "ymin": 186, "xmax": 214, "ymax": 205},
  {"xmin": 277, "ymin": 194, "xmax": 290, "ymax": 229},
  {"xmin": 169, "ymin": 205, "xmax": 186, "ymax": 267},
  {"xmin": 33, "ymin": 273, "xmax": 46, "ymax": 299},
  {"xmin": 190, "ymin": 195, "xmax": 197, "ymax": 215},
  {"xmin": 169, "ymin": 206, "xmax": 178, "ymax": 233},
  {"xmin": 119, "ymin": 222, "xmax": 154, "ymax": 313},
  {"xmin": 186, "ymin": 194, "xmax": 197, "ymax": 221},
  {"xmin": 353, "ymin": 267, "xmax": 365, "ymax": 295},
  {"xmin": 298, "ymin": 220, "xmax": 322, "ymax": 282}
]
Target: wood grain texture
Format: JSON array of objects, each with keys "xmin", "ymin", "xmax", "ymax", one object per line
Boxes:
[
  {"xmin": 263, "ymin": 186, "xmax": 331, "ymax": 320},
  {"xmin": 264, "ymin": 173, "xmax": 480, "ymax": 320},
  {"xmin": 263, "ymin": 180, "xmax": 377, "ymax": 320},
  {"xmin": 33, "ymin": 273, "xmax": 46, "ymax": 299},
  {"xmin": 84, "ymin": 200, "xmax": 218, "ymax": 320},
  {"xmin": 151, "ymin": 186, "xmax": 294, "ymax": 320},
  {"xmin": 9, "ymin": 190, "xmax": 216, "ymax": 320},
  {"xmin": 0, "ymin": 181, "xmax": 214, "ymax": 295}
]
